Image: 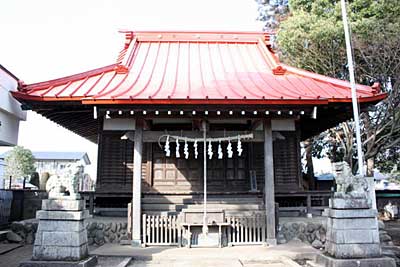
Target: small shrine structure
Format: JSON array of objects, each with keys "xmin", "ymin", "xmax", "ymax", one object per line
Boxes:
[{"xmin": 12, "ymin": 31, "xmax": 385, "ymax": 247}]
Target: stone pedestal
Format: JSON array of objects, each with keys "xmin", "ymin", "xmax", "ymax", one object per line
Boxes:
[
  {"xmin": 20, "ymin": 197, "xmax": 97, "ymax": 267},
  {"xmin": 315, "ymin": 197, "xmax": 395, "ymax": 267}
]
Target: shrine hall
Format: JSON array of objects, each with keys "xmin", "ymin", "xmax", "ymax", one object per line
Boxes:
[{"xmin": 12, "ymin": 31, "xmax": 385, "ymax": 247}]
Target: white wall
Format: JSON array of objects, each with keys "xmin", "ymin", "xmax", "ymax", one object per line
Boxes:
[{"xmin": 0, "ymin": 67, "xmax": 27, "ymax": 146}]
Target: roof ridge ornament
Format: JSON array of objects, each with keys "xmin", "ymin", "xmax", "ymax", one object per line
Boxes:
[
  {"xmin": 371, "ymin": 82, "xmax": 381, "ymax": 94},
  {"xmin": 115, "ymin": 31, "xmax": 136, "ymax": 74},
  {"xmin": 272, "ymin": 65, "xmax": 286, "ymax": 75}
]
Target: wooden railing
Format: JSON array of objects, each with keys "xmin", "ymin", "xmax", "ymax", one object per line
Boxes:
[
  {"xmin": 226, "ymin": 214, "xmax": 266, "ymax": 245},
  {"xmin": 142, "ymin": 214, "xmax": 179, "ymax": 246},
  {"xmin": 141, "ymin": 213, "xmax": 267, "ymax": 246}
]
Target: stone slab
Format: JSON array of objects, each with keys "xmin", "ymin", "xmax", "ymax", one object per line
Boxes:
[
  {"xmin": 35, "ymin": 231, "xmax": 88, "ymax": 247},
  {"xmin": 0, "ymin": 243, "xmax": 23, "ymax": 255},
  {"xmin": 36, "ymin": 210, "xmax": 89, "ymax": 221},
  {"xmin": 328, "ymin": 209, "xmax": 377, "ymax": 219},
  {"xmin": 330, "ymin": 198, "xmax": 370, "ymax": 209},
  {"xmin": 42, "ymin": 199, "xmax": 85, "ymax": 211},
  {"xmin": 316, "ymin": 253, "xmax": 395, "ymax": 267},
  {"xmin": 327, "ymin": 217, "xmax": 377, "ymax": 230},
  {"xmin": 325, "ymin": 242, "xmax": 381, "ymax": 259},
  {"xmin": 32, "ymin": 244, "xmax": 88, "ymax": 261},
  {"xmin": 19, "ymin": 255, "xmax": 97, "ymax": 267},
  {"xmin": 37, "ymin": 220, "xmax": 85, "ymax": 233}
]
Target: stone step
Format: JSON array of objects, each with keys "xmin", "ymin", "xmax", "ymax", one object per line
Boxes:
[{"xmin": 97, "ymin": 256, "xmax": 132, "ymax": 267}]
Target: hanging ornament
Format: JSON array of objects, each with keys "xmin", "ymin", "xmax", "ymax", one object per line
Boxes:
[
  {"xmin": 164, "ymin": 135, "xmax": 170, "ymax": 157},
  {"xmin": 227, "ymin": 140, "xmax": 233, "ymax": 158},
  {"xmin": 184, "ymin": 139, "xmax": 189, "ymax": 159},
  {"xmin": 218, "ymin": 141, "xmax": 223, "ymax": 159},
  {"xmin": 176, "ymin": 138, "xmax": 180, "ymax": 158},
  {"xmin": 237, "ymin": 137, "xmax": 243, "ymax": 156},
  {"xmin": 208, "ymin": 140, "xmax": 213, "ymax": 159},
  {"xmin": 194, "ymin": 140, "xmax": 198, "ymax": 159}
]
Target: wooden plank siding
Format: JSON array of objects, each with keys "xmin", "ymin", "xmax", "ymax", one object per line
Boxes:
[
  {"xmin": 96, "ymin": 131, "xmax": 147, "ymax": 193},
  {"xmin": 96, "ymin": 130, "xmax": 301, "ymax": 194}
]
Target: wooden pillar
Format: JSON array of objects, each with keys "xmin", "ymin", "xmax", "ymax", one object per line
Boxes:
[
  {"xmin": 264, "ymin": 120, "xmax": 277, "ymax": 245},
  {"xmin": 131, "ymin": 120, "xmax": 143, "ymax": 246}
]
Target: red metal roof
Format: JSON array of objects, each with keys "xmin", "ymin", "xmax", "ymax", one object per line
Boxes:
[{"xmin": 13, "ymin": 31, "xmax": 385, "ymax": 105}]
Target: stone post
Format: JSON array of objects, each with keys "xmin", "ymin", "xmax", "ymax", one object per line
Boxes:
[
  {"xmin": 315, "ymin": 183, "xmax": 395, "ymax": 266},
  {"xmin": 19, "ymin": 195, "xmax": 97, "ymax": 267}
]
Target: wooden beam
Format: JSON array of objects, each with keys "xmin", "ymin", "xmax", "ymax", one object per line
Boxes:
[
  {"xmin": 131, "ymin": 119, "xmax": 143, "ymax": 246},
  {"xmin": 264, "ymin": 119, "xmax": 277, "ymax": 245},
  {"xmin": 144, "ymin": 131, "xmax": 264, "ymax": 142}
]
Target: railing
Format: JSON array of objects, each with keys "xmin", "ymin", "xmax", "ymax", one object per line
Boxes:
[
  {"xmin": 226, "ymin": 214, "xmax": 266, "ymax": 245},
  {"xmin": 275, "ymin": 190, "xmax": 331, "ymax": 215},
  {"xmin": 142, "ymin": 214, "xmax": 179, "ymax": 246},
  {"xmin": 141, "ymin": 213, "xmax": 268, "ymax": 246}
]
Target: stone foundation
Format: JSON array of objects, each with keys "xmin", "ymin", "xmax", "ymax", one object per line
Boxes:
[
  {"xmin": 8, "ymin": 218, "xmax": 128, "ymax": 246},
  {"xmin": 6, "ymin": 216, "xmax": 393, "ymax": 249},
  {"xmin": 277, "ymin": 220, "xmax": 327, "ymax": 249}
]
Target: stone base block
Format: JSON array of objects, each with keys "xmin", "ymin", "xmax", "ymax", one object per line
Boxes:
[
  {"xmin": 325, "ymin": 242, "xmax": 381, "ymax": 259},
  {"xmin": 19, "ymin": 256, "xmax": 97, "ymax": 267},
  {"xmin": 35, "ymin": 231, "xmax": 88, "ymax": 246},
  {"xmin": 37, "ymin": 220, "xmax": 85, "ymax": 233},
  {"xmin": 32, "ymin": 244, "xmax": 88, "ymax": 261},
  {"xmin": 328, "ymin": 209, "xmax": 377, "ymax": 219},
  {"xmin": 316, "ymin": 253, "xmax": 395, "ymax": 267},
  {"xmin": 328, "ymin": 217, "xmax": 377, "ymax": 230},
  {"xmin": 36, "ymin": 210, "xmax": 89, "ymax": 221},
  {"xmin": 330, "ymin": 198, "xmax": 370, "ymax": 209},
  {"xmin": 327, "ymin": 229, "xmax": 379, "ymax": 244},
  {"xmin": 42, "ymin": 199, "xmax": 85, "ymax": 211}
]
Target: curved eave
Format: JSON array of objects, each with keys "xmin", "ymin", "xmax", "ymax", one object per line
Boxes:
[
  {"xmin": 21, "ymin": 64, "xmax": 118, "ymax": 92},
  {"xmin": 12, "ymin": 91, "xmax": 386, "ymax": 106},
  {"xmin": 11, "ymin": 91, "xmax": 84, "ymax": 102}
]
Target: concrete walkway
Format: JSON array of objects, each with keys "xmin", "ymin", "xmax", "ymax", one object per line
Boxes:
[
  {"xmin": 92, "ymin": 240, "xmax": 319, "ymax": 266},
  {"xmin": 0, "ymin": 245, "xmax": 32, "ymax": 267}
]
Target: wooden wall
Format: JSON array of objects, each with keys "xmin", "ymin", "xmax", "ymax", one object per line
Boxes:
[{"xmin": 96, "ymin": 130, "xmax": 301, "ymax": 194}]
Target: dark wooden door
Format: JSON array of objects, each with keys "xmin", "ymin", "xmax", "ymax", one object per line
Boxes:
[{"xmin": 151, "ymin": 142, "xmax": 249, "ymax": 193}]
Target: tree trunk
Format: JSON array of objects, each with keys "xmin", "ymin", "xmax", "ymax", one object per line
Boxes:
[
  {"xmin": 366, "ymin": 157, "xmax": 375, "ymax": 177},
  {"xmin": 304, "ymin": 138, "xmax": 315, "ymax": 190}
]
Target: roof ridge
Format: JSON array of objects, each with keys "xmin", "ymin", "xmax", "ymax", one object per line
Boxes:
[{"xmin": 283, "ymin": 64, "xmax": 376, "ymax": 93}]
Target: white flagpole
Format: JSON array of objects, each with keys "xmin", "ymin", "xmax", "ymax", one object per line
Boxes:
[
  {"xmin": 340, "ymin": 0, "xmax": 364, "ymax": 176},
  {"xmin": 341, "ymin": 0, "xmax": 377, "ymax": 210}
]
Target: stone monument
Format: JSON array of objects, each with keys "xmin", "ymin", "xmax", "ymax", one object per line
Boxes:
[
  {"xmin": 315, "ymin": 162, "xmax": 395, "ymax": 267},
  {"xmin": 20, "ymin": 164, "xmax": 97, "ymax": 267}
]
